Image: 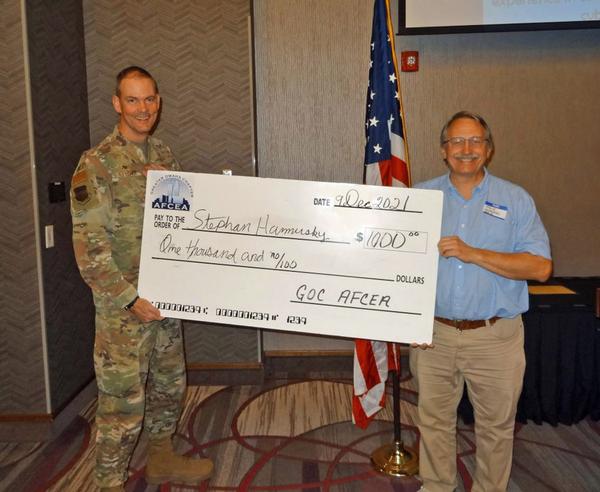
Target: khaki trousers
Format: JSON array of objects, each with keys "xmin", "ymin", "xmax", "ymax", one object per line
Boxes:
[{"xmin": 409, "ymin": 316, "xmax": 525, "ymax": 492}]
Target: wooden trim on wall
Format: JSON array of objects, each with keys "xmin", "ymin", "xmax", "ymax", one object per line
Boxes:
[
  {"xmin": 264, "ymin": 347, "xmax": 410, "ymax": 358},
  {"xmin": 265, "ymin": 350, "xmax": 354, "ymax": 357},
  {"xmin": 187, "ymin": 362, "xmax": 263, "ymax": 370},
  {"xmin": 0, "ymin": 413, "xmax": 53, "ymax": 422}
]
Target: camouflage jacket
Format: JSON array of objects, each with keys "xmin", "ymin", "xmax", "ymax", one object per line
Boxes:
[{"xmin": 71, "ymin": 126, "xmax": 181, "ymax": 311}]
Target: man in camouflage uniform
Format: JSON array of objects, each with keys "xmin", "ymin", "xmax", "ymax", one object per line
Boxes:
[{"xmin": 70, "ymin": 66, "xmax": 213, "ymax": 491}]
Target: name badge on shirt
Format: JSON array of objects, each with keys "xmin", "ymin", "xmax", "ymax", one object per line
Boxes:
[{"xmin": 483, "ymin": 201, "xmax": 508, "ymax": 220}]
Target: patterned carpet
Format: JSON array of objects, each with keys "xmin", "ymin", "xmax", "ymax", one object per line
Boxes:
[{"xmin": 1, "ymin": 372, "xmax": 600, "ymax": 491}]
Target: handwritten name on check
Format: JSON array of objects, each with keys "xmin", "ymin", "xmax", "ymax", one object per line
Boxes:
[{"xmin": 138, "ymin": 172, "xmax": 443, "ymax": 344}]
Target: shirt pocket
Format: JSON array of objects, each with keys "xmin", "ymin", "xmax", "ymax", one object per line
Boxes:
[{"xmin": 477, "ymin": 211, "xmax": 516, "ymax": 252}]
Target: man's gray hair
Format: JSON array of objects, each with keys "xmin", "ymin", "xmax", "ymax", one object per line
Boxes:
[{"xmin": 440, "ymin": 111, "xmax": 494, "ymax": 153}]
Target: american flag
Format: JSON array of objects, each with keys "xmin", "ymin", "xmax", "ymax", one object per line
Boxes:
[
  {"xmin": 353, "ymin": 339, "xmax": 400, "ymax": 428},
  {"xmin": 352, "ymin": 0, "xmax": 411, "ymax": 429},
  {"xmin": 364, "ymin": 0, "xmax": 410, "ymax": 188}
]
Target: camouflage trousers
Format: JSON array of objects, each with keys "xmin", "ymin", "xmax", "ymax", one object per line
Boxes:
[{"xmin": 93, "ymin": 308, "xmax": 186, "ymax": 488}]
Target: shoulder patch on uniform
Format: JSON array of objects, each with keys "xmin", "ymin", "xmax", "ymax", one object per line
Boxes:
[
  {"xmin": 71, "ymin": 164, "xmax": 103, "ymax": 211},
  {"xmin": 74, "ymin": 185, "xmax": 90, "ymax": 204},
  {"xmin": 72, "ymin": 169, "xmax": 88, "ymax": 185},
  {"xmin": 72, "ymin": 170, "xmax": 91, "ymax": 204}
]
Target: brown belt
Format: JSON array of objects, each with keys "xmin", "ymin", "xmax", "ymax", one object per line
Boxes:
[{"xmin": 435, "ymin": 316, "xmax": 501, "ymax": 331}]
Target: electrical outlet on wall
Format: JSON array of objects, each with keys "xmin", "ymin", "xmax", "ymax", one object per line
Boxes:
[{"xmin": 45, "ymin": 225, "xmax": 54, "ymax": 248}]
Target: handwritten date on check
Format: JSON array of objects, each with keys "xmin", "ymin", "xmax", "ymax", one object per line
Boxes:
[{"xmin": 138, "ymin": 172, "xmax": 442, "ymax": 344}]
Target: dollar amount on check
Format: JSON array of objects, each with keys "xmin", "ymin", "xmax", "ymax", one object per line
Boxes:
[{"xmin": 138, "ymin": 172, "xmax": 443, "ymax": 344}]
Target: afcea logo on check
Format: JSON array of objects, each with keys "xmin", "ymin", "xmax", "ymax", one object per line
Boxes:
[{"xmin": 150, "ymin": 175, "xmax": 193, "ymax": 211}]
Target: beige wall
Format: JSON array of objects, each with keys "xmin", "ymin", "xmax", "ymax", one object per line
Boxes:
[
  {"xmin": 398, "ymin": 29, "xmax": 600, "ymax": 277},
  {"xmin": 254, "ymin": 0, "xmax": 372, "ymax": 184},
  {"xmin": 254, "ymin": 0, "xmax": 600, "ymax": 277}
]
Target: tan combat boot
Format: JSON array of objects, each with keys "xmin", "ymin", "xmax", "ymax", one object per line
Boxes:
[{"xmin": 145, "ymin": 436, "xmax": 213, "ymax": 485}]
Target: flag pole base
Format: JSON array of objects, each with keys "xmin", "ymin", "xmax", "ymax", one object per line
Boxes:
[{"xmin": 370, "ymin": 440, "xmax": 418, "ymax": 477}]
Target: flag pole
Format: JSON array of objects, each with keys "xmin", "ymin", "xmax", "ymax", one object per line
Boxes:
[
  {"xmin": 384, "ymin": 0, "xmax": 411, "ymax": 187},
  {"xmin": 370, "ymin": 346, "xmax": 418, "ymax": 476},
  {"xmin": 359, "ymin": 0, "xmax": 418, "ymax": 475}
]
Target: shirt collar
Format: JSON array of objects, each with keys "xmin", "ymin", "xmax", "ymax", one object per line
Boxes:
[
  {"xmin": 110, "ymin": 125, "xmax": 151, "ymax": 146},
  {"xmin": 444, "ymin": 168, "xmax": 490, "ymax": 200},
  {"xmin": 110, "ymin": 125, "xmax": 151, "ymax": 163}
]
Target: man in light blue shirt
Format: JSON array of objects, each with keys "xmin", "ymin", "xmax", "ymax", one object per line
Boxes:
[{"xmin": 410, "ymin": 111, "xmax": 552, "ymax": 492}]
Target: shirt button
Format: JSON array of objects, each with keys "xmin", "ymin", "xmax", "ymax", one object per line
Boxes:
[
  {"xmin": 458, "ymin": 265, "xmax": 463, "ymax": 269},
  {"xmin": 461, "ymin": 224, "xmax": 465, "ymax": 228}
]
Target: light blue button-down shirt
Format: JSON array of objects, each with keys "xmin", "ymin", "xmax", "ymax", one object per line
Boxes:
[{"xmin": 415, "ymin": 170, "xmax": 551, "ymax": 320}]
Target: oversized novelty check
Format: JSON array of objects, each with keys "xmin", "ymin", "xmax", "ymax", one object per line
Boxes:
[{"xmin": 138, "ymin": 172, "xmax": 443, "ymax": 344}]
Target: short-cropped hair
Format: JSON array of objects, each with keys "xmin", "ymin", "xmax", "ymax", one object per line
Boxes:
[{"xmin": 115, "ymin": 66, "xmax": 158, "ymax": 96}]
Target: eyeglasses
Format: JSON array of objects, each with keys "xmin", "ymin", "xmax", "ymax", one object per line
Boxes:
[{"xmin": 443, "ymin": 136, "xmax": 488, "ymax": 147}]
